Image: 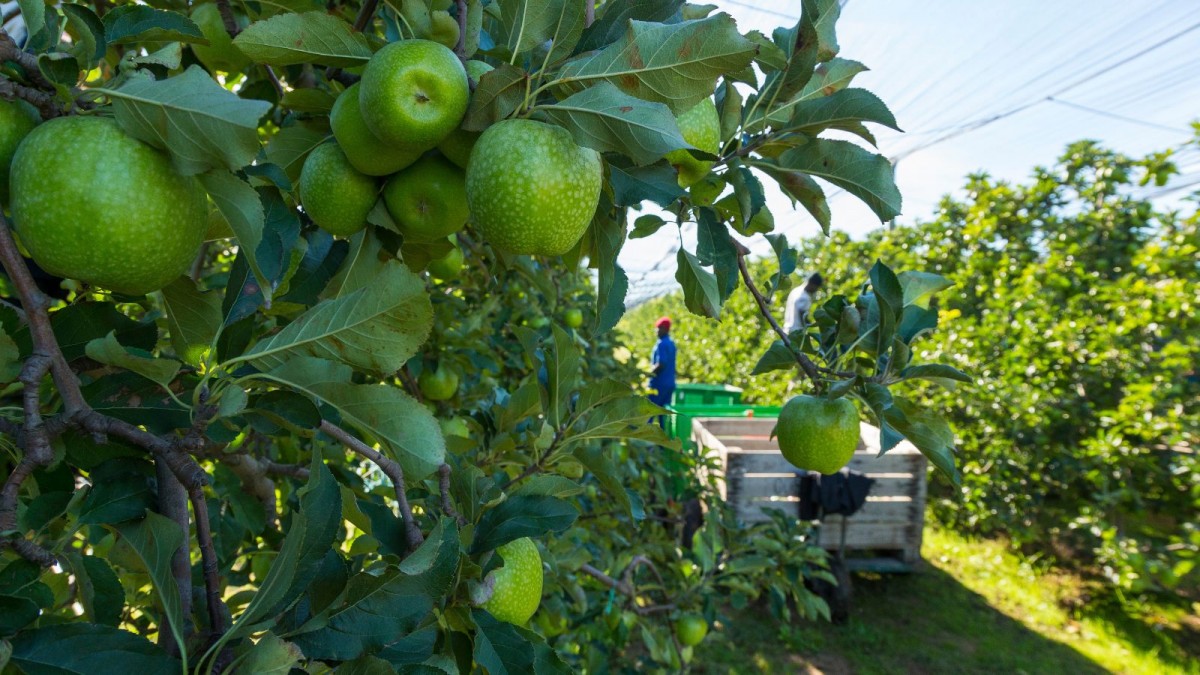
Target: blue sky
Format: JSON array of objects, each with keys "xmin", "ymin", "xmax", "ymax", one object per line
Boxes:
[{"xmin": 621, "ymin": 0, "xmax": 1200, "ymax": 302}]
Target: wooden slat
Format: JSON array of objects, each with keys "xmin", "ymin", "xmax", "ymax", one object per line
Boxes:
[
  {"xmin": 734, "ymin": 473, "xmax": 918, "ymax": 498},
  {"xmin": 733, "ymin": 496, "xmax": 915, "ymax": 525},
  {"xmin": 724, "ymin": 449, "xmax": 925, "ymax": 476}
]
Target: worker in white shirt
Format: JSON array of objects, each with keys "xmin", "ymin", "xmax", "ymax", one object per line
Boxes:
[{"xmin": 783, "ymin": 273, "xmax": 824, "ymax": 335}]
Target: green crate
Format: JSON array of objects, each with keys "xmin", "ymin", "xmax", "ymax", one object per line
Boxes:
[{"xmin": 672, "ymin": 383, "xmax": 744, "ymax": 407}]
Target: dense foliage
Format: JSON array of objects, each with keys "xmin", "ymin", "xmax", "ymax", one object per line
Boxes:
[{"xmin": 627, "ymin": 139, "xmax": 1200, "ymax": 599}]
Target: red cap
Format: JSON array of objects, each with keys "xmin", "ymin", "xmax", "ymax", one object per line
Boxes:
[{"xmin": 655, "ymin": 316, "xmax": 671, "ymax": 328}]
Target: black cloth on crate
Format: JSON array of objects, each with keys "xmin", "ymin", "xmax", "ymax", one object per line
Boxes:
[{"xmin": 795, "ymin": 468, "xmax": 874, "ymax": 520}]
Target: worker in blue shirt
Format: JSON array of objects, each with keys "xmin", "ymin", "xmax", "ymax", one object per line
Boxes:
[{"xmin": 648, "ymin": 317, "xmax": 676, "ymax": 426}]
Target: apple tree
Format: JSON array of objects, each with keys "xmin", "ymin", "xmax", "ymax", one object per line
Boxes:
[{"xmin": 0, "ymin": 0, "xmax": 967, "ymax": 672}]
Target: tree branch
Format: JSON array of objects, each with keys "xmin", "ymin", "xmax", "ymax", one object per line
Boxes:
[
  {"xmin": 0, "ymin": 78, "xmax": 61, "ymax": 119},
  {"xmin": 580, "ymin": 561, "xmax": 677, "ymax": 616},
  {"xmin": 437, "ymin": 463, "xmax": 466, "ymax": 525},
  {"xmin": 214, "ymin": 0, "xmax": 240, "ymax": 37},
  {"xmin": 353, "ymin": 0, "xmax": 382, "ymax": 32},
  {"xmin": 0, "ymin": 29, "xmax": 56, "ymax": 92},
  {"xmin": 734, "ymin": 242, "xmax": 823, "ymax": 387},
  {"xmin": 455, "ymin": 0, "xmax": 468, "ymax": 58},
  {"xmin": 154, "ymin": 459, "xmax": 193, "ymax": 652},
  {"xmin": 320, "ymin": 420, "xmax": 424, "ymax": 552}
]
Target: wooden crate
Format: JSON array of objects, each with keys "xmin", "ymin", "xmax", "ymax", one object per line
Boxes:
[{"xmin": 692, "ymin": 417, "xmax": 927, "ymax": 565}]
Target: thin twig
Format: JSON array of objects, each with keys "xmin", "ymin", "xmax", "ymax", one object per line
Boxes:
[
  {"xmin": 455, "ymin": 0, "xmax": 468, "ymax": 58},
  {"xmin": 263, "ymin": 66, "xmax": 285, "ymax": 99},
  {"xmin": 320, "ymin": 420, "xmax": 424, "ymax": 551},
  {"xmin": 734, "ymin": 242, "xmax": 823, "ymax": 387},
  {"xmin": 352, "ymin": 0, "xmax": 381, "ymax": 32},
  {"xmin": 215, "ymin": 0, "xmax": 240, "ymax": 37},
  {"xmin": 398, "ymin": 366, "xmax": 424, "ymax": 403},
  {"xmin": 437, "ymin": 464, "xmax": 466, "ymax": 525},
  {"xmin": 187, "ymin": 483, "xmax": 226, "ymax": 637},
  {"xmin": 579, "ymin": 562, "xmax": 677, "ymax": 616}
]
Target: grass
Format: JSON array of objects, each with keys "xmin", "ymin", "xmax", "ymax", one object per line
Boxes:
[{"xmin": 695, "ymin": 527, "xmax": 1199, "ymax": 674}]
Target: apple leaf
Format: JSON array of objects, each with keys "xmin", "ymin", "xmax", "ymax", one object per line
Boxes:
[
  {"xmin": 607, "ymin": 157, "xmax": 686, "ymax": 207},
  {"xmin": 536, "ymin": 82, "xmax": 691, "ymax": 166},
  {"xmin": 774, "ymin": 139, "xmax": 901, "ymax": 222},
  {"xmin": 555, "ymin": 14, "xmax": 757, "ymax": 115},
  {"xmin": 748, "ymin": 57, "xmax": 868, "ymax": 131},
  {"xmin": 897, "ymin": 270, "xmax": 954, "ymax": 308},
  {"xmin": 812, "ymin": 0, "xmax": 842, "ymax": 61},
  {"xmin": 102, "ymin": 4, "xmax": 205, "ymax": 45},
  {"xmin": 8, "ymin": 624, "xmax": 180, "ymax": 675},
  {"xmin": 85, "ymin": 332, "xmax": 180, "ymax": 387},
  {"xmin": 462, "ymin": 63, "xmax": 529, "ymax": 132},
  {"xmin": 754, "ymin": 0, "xmax": 819, "ymax": 114},
  {"xmin": 114, "ymin": 512, "xmax": 188, "ymax": 657},
  {"xmin": 199, "ymin": 170, "xmax": 274, "ymax": 303},
  {"xmin": 675, "ymin": 249, "xmax": 721, "ymax": 318},
  {"xmin": 233, "ymin": 12, "xmax": 372, "ymax": 67},
  {"xmin": 263, "ymin": 358, "xmax": 446, "ymax": 482},
  {"xmin": 786, "ymin": 87, "xmax": 900, "ymax": 141},
  {"xmin": 106, "ymin": 66, "xmax": 271, "ymax": 175},
  {"xmin": 161, "ymin": 277, "xmax": 222, "ymax": 365},
  {"xmin": 265, "ymin": 123, "xmax": 331, "ymax": 184},
  {"xmin": 0, "ymin": 329, "xmax": 21, "ymax": 385},
  {"xmin": 592, "ymin": 209, "xmax": 628, "ymax": 335},
  {"xmin": 237, "ymin": 262, "xmax": 432, "ymax": 376},
  {"xmin": 493, "ymin": 0, "xmax": 585, "ymax": 64},
  {"xmin": 575, "ymin": 0, "xmax": 684, "ymax": 54},
  {"xmin": 751, "ymin": 159, "xmax": 832, "ymax": 233}
]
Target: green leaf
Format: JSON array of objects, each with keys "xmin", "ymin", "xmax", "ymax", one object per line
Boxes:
[
  {"xmin": 545, "ymin": 325, "xmax": 581, "ymax": 427},
  {"xmin": 574, "ymin": 444, "xmax": 631, "ymax": 516},
  {"xmin": 226, "ymin": 453, "xmax": 341, "ymax": 641},
  {"xmin": 16, "ymin": 0, "xmax": 46, "ymax": 42},
  {"xmin": 240, "ymin": 262, "xmax": 432, "ymax": 376},
  {"xmin": 576, "ymin": 0, "xmax": 684, "ymax": 53},
  {"xmin": 106, "ymin": 66, "xmax": 272, "ymax": 175},
  {"xmin": 234, "ymin": 12, "xmax": 371, "ymax": 67},
  {"xmin": 752, "ymin": 340, "xmax": 796, "ymax": 375},
  {"xmin": 757, "ymin": 1, "xmax": 819, "ymax": 113},
  {"xmin": 752, "ymin": 57, "xmax": 867, "ymax": 130},
  {"xmin": 233, "ymin": 633, "xmax": 303, "ymax": 675},
  {"xmin": 675, "ymin": 249, "xmax": 721, "ymax": 318},
  {"xmin": 897, "ymin": 303, "xmax": 937, "ymax": 344},
  {"xmin": 786, "ymin": 88, "xmax": 900, "ymax": 142},
  {"xmin": 765, "ymin": 232, "xmax": 797, "ymax": 300},
  {"xmin": 9, "ymin": 623, "xmax": 179, "ymax": 674},
  {"xmin": 567, "ymin": 395, "xmax": 675, "ymax": 446},
  {"xmin": 77, "ymin": 459, "xmax": 155, "ymax": 526},
  {"xmin": 752, "ymin": 160, "xmax": 831, "ymax": 233},
  {"xmin": 61, "ymin": 5, "xmax": 107, "ymax": 69},
  {"xmin": 40, "ymin": 302, "xmax": 157, "ymax": 362},
  {"xmin": 695, "ymin": 208, "xmax": 738, "ymax": 302},
  {"xmin": 85, "ymin": 331, "xmax": 179, "ymax": 387},
  {"xmin": 131, "ymin": 43, "xmax": 184, "ymax": 70},
  {"xmin": 885, "ymin": 397, "xmax": 960, "ymax": 484},
  {"xmin": 537, "ymin": 82, "xmax": 691, "ymax": 166},
  {"xmin": 812, "ymin": 0, "xmax": 842, "ymax": 61},
  {"xmin": 0, "ymin": 594, "xmax": 40, "ymax": 634},
  {"xmin": 161, "ymin": 276, "xmax": 221, "ymax": 364},
  {"xmin": 607, "ymin": 157, "xmax": 686, "ymax": 207},
  {"xmin": 494, "ymin": 0, "xmax": 584, "ymax": 63},
  {"xmin": 0, "ymin": 329, "xmax": 20, "ymax": 384},
  {"xmin": 103, "ymin": 4, "xmax": 205, "ymax": 44},
  {"xmin": 716, "ymin": 78, "xmax": 743, "ymax": 142},
  {"xmin": 291, "ymin": 520, "xmax": 458, "ymax": 660},
  {"xmin": 200, "ymin": 170, "xmax": 274, "ymax": 302},
  {"xmin": 114, "ymin": 511, "xmax": 187, "ymax": 656},
  {"xmin": 776, "ymin": 139, "xmax": 901, "ymax": 222},
  {"xmin": 471, "ymin": 496, "xmax": 577, "ymax": 554},
  {"xmin": 265, "ymin": 358, "xmax": 446, "ymax": 481},
  {"xmin": 265, "ymin": 123, "xmax": 330, "ymax": 184},
  {"xmin": 513, "ymin": 475, "xmax": 585, "ymax": 499},
  {"xmin": 82, "ymin": 372, "xmax": 190, "ymax": 433},
  {"xmin": 334, "ymin": 654, "xmax": 400, "ymax": 674},
  {"xmin": 897, "ymin": 270, "xmax": 954, "ymax": 308},
  {"xmin": 593, "ymin": 209, "xmax": 628, "ymax": 334},
  {"xmin": 472, "ymin": 610, "xmax": 535, "ymax": 674},
  {"xmin": 898, "ymin": 363, "xmax": 971, "ymax": 387},
  {"xmin": 555, "ymin": 15, "xmax": 758, "ymax": 115},
  {"xmin": 462, "ymin": 63, "xmax": 529, "ymax": 132},
  {"xmin": 631, "ymin": 214, "xmax": 667, "ymax": 239}
]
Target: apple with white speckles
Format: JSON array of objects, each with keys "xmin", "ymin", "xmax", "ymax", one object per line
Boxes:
[
  {"xmin": 359, "ymin": 40, "xmax": 469, "ymax": 148},
  {"xmin": 299, "ymin": 143, "xmax": 378, "ymax": 237},
  {"xmin": 480, "ymin": 537, "xmax": 544, "ymax": 625},
  {"xmin": 9, "ymin": 117, "xmax": 206, "ymax": 296},
  {"xmin": 465, "ymin": 119, "xmax": 602, "ymax": 256}
]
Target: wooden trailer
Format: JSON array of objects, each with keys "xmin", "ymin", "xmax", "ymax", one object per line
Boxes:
[{"xmin": 691, "ymin": 416, "xmax": 927, "ymax": 572}]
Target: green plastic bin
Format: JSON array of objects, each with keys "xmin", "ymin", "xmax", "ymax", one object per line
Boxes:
[{"xmin": 672, "ymin": 383, "xmax": 744, "ymax": 407}]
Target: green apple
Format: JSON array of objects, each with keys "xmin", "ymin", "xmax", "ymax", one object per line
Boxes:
[
  {"xmin": 0, "ymin": 98, "xmax": 38, "ymax": 204},
  {"xmin": 419, "ymin": 363, "xmax": 459, "ymax": 401},
  {"xmin": 466, "ymin": 119, "xmax": 602, "ymax": 256},
  {"xmin": 359, "ymin": 39, "xmax": 469, "ymax": 147},
  {"xmin": 438, "ymin": 60, "xmax": 495, "ymax": 169},
  {"xmin": 191, "ymin": 3, "xmax": 249, "ymax": 73},
  {"xmin": 331, "ymin": 83, "xmax": 425, "ymax": 176},
  {"xmin": 382, "ymin": 155, "xmax": 468, "ymax": 242},
  {"xmin": 665, "ymin": 98, "xmax": 720, "ymax": 187},
  {"xmin": 9, "ymin": 117, "xmax": 206, "ymax": 295},
  {"xmin": 564, "ymin": 308, "xmax": 583, "ymax": 328},
  {"xmin": 481, "ymin": 537, "xmax": 544, "ymax": 625},
  {"xmin": 298, "ymin": 143, "xmax": 378, "ymax": 237},
  {"xmin": 429, "ymin": 10, "xmax": 460, "ymax": 49},
  {"xmin": 675, "ymin": 614, "xmax": 708, "ymax": 646},
  {"xmin": 427, "ymin": 243, "xmax": 464, "ymax": 281},
  {"xmin": 774, "ymin": 395, "xmax": 860, "ymax": 474}
]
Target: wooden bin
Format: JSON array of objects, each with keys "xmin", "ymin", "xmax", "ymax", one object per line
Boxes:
[{"xmin": 692, "ymin": 416, "xmax": 927, "ymax": 569}]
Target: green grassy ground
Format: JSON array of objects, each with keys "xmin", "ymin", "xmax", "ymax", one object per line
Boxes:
[{"xmin": 695, "ymin": 527, "xmax": 1199, "ymax": 674}]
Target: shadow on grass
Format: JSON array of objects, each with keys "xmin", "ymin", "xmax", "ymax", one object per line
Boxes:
[{"xmin": 696, "ymin": 565, "xmax": 1109, "ymax": 675}]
